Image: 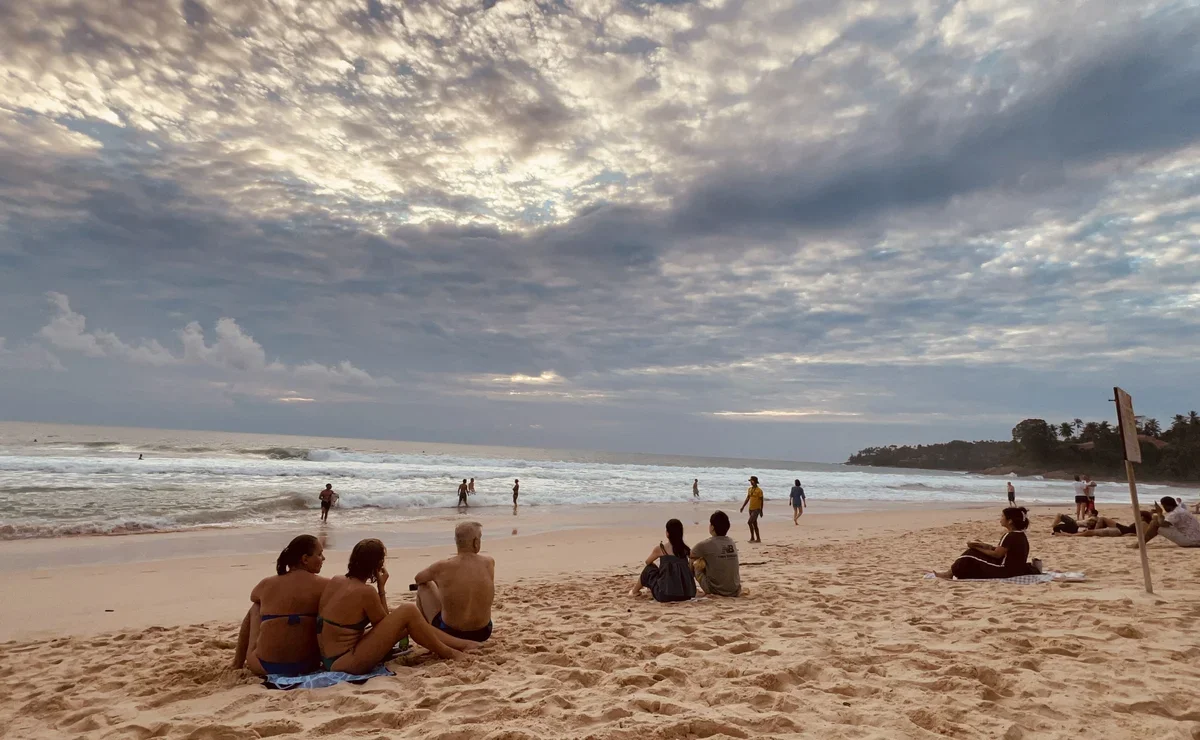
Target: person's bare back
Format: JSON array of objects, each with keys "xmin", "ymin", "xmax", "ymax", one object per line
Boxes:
[{"xmin": 415, "ymin": 522, "xmax": 495, "ymax": 641}]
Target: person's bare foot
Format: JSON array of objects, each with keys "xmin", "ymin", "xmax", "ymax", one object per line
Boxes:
[{"xmin": 929, "ymin": 570, "xmax": 952, "ymax": 580}]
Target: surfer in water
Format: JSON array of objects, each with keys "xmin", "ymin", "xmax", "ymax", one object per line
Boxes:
[{"xmin": 319, "ymin": 484, "xmax": 339, "ymax": 522}]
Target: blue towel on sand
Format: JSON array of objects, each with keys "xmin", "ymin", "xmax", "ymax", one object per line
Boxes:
[{"xmin": 263, "ymin": 664, "xmax": 394, "ymax": 690}]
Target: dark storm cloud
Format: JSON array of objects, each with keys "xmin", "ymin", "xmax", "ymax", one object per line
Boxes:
[{"xmin": 676, "ymin": 26, "xmax": 1200, "ymax": 235}]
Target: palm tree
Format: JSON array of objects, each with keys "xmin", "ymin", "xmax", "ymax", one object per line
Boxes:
[
  {"xmin": 1143, "ymin": 418, "xmax": 1162, "ymax": 437},
  {"xmin": 1073, "ymin": 418, "xmax": 1084, "ymax": 434},
  {"xmin": 1171, "ymin": 414, "xmax": 1188, "ymax": 434},
  {"xmin": 1190, "ymin": 411, "xmax": 1200, "ymax": 427},
  {"xmin": 1059, "ymin": 422, "xmax": 1074, "ymax": 440},
  {"xmin": 1080, "ymin": 422, "xmax": 1101, "ymax": 441}
]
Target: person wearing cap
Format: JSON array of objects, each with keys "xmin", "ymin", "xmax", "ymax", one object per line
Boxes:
[{"xmin": 739, "ymin": 476, "xmax": 765, "ymax": 543}]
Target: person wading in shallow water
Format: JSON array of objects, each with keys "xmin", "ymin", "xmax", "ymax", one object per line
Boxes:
[{"xmin": 319, "ymin": 484, "xmax": 338, "ymax": 522}]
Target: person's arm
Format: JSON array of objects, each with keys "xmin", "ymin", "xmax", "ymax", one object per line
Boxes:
[
  {"xmin": 739, "ymin": 494, "xmax": 749, "ymax": 512},
  {"xmin": 413, "ymin": 561, "xmax": 441, "ymax": 587},
  {"xmin": 362, "ymin": 576, "xmax": 389, "ymax": 624},
  {"xmin": 645, "ymin": 544, "xmax": 665, "ymax": 565},
  {"xmin": 249, "ymin": 578, "xmax": 265, "ymax": 605},
  {"xmin": 688, "ymin": 541, "xmax": 708, "ymax": 563}
]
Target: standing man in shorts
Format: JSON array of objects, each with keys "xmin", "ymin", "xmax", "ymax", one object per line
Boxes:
[
  {"xmin": 693, "ymin": 479, "xmax": 700, "ymax": 499},
  {"xmin": 739, "ymin": 476, "xmax": 764, "ymax": 543},
  {"xmin": 457, "ymin": 479, "xmax": 469, "ymax": 508},
  {"xmin": 319, "ymin": 484, "xmax": 338, "ymax": 522},
  {"xmin": 512, "ymin": 479, "xmax": 520, "ymax": 506},
  {"xmin": 1007, "ymin": 481, "xmax": 1016, "ymax": 505},
  {"xmin": 790, "ymin": 479, "xmax": 806, "ymax": 525},
  {"xmin": 1072, "ymin": 475, "xmax": 1088, "ymax": 518}
]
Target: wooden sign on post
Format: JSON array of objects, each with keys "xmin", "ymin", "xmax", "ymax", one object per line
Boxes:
[{"xmin": 1114, "ymin": 387, "xmax": 1152, "ymax": 594}]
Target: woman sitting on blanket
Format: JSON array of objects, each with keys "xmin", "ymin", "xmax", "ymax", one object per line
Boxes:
[
  {"xmin": 932, "ymin": 507, "xmax": 1037, "ymax": 580},
  {"xmin": 233, "ymin": 534, "xmax": 329, "ymax": 676},
  {"xmin": 317, "ymin": 538, "xmax": 478, "ymax": 674},
  {"xmin": 630, "ymin": 518, "xmax": 697, "ymax": 602}
]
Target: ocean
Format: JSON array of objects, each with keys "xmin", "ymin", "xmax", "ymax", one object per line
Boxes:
[{"xmin": 0, "ymin": 421, "xmax": 1176, "ymax": 540}]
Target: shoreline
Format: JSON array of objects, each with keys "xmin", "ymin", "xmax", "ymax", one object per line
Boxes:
[
  {"xmin": 0, "ymin": 498, "xmax": 1030, "ymax": 567},
  {"xmin": 0, "ymin": 503, "xmax": 1046, "ymax": 643}
]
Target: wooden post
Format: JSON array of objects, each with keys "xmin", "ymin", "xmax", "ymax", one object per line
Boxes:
[
  {"xmin": 1113, "ymin": 387, "xmax": 1152, "ymax": 595},
  {"xmin": 1125, "ymin": 460, "xmax": 1153, "ymax": 595}
]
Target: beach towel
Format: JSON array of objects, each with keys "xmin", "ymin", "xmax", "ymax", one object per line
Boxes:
[
  {"xmin": 263, "ymin": 664, "xmax": 394, "ymax": 690},
  {"xmin": 924, "ymin": 571, "xmax": 1086, "ymax": 584}
]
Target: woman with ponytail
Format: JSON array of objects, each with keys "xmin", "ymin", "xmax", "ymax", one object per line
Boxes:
[
  {"xmin": 232, "ymin": 534, "xmax": 328, "ymax": 676},
  {"xmin": 931, "ymin": 507, "xmax": 1037, "ymax": 580},
  {"xmin": 630, "ymin": 519, "xmax": 697, "ymax": 602}
]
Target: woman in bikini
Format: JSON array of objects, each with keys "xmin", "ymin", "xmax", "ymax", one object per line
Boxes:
[
  {"xmin": 317, "ymin": 539, "xmax": 479, "ymax": 674},
  {"xmin": 931, "ymin": 507, "xmax": 1037, "ymax": 580},
  {"xmin": 232, "ymin": 534, "xmax": 329, "ymax": 676}
]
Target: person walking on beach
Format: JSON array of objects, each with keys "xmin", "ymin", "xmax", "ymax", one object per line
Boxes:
[
  {"xmin": 790, "ymin": 480, "xmax": 806, "ymax": 524},
  {"xmin": 457, "ymin": 479, "xmax": 469, "ymax": 508},
  {"xmin": 319, "ymin": 484, "xmax": 338, "ymax": 522},
  {"xmin": 1007, "ymin": 481, "xmax": 1015, "ymax": 505},
  {"xmin": 512, "ymin": 479, "xmax": 520, "ymax": 506},
  {"xmin": 693, "ymin": 479, "xmax": 700, "ymax": 499},
  {"xmin": 739, "ymin": 476, "xmax": 764, "ymax": 543},
  {"xmin": 1072, "ymin": 475, "xmax": 1088, "ymax": 518}
]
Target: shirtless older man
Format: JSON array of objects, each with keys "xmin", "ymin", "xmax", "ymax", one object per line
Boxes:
[{"xmin": 414, "ymin": 521, "xmax": 495, "ymax": 642}]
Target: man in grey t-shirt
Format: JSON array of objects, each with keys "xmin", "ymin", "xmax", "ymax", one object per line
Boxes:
[{"xmin": 689, "ymin": 510, "xmax": 742, "ymax": 597}]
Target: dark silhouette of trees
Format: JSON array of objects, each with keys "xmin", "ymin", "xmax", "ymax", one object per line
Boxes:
[{"xmin": 848, "ymin": 411, "xmax": 1200, "ymax": 481}]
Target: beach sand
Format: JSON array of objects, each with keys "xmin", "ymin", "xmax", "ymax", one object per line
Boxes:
[{"xmin": 2, "ymin": 504, "xmax": 1199, "ymax": 739}]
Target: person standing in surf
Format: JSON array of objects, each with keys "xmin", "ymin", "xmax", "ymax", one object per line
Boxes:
[
  {"xmin": 512, "ymin": 479, "xmax": 520, "ymax": 506},
  {"xmin": 468, "ymin": 478, "xmax": 476, "ymax": 495},
  {"xmin": 319, "ymin": 484, "xmax": 339, "ymax": 522},
  {"xmin": 457, "ymin": 479, "xmax": 469, "ymax": 508},
  {"xmin": 693, "ymin": 479, "xmax": 700, "ymax": 499},
  {"xmin": 1007, "ymin": 481, "xmax": 1016, "ymax": 505}
]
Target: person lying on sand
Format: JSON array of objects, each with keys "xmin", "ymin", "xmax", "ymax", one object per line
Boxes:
[
  {"xmin": 1129, "ymin": 498, "xmax": 1200, "ymax": 549},
  {"xmin": 317, "ymin": 539, "xmax": 479, "ymax": 674},
  {"xmin": 1060, "ymin": 511, "xmax": 1152, "ymax": 537},
  {"xmin": 689, "ymin": 510, "xmax": 741, "ymax": 597},
  {"xmin": 232, "ymin": 534, "xmax": 329, "ymax": 676},
  {"xmin": 630, "ymin": 518, "xmax": 697, "ymax": 602},
  {"xmin": 931, "ymin": 507, "xmax": 1037, "ymax": 580},
  {"xmin": 414, "ymin": 522, "xmax": 495, "ymax": 642}
]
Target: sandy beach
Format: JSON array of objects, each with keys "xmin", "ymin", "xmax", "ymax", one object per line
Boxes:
[{"xmin": 2, "ymin": 503, "xmax": 1199, "ymax": 739}]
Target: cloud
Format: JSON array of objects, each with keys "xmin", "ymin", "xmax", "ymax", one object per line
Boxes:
[
  {"xmin": 41, "ymin": 293, "xmax": 177, "ymax": 366},
  {"xmin": 37, "ymin": 293, "xmax": 392, "ymax": 389},
  {"xmin": 1, "ymin": 1, "xmax": 1199, "ymax": 460},
  {"xmin": 0, "ymin": 337, "xmax": 63, "ymax": 371}
]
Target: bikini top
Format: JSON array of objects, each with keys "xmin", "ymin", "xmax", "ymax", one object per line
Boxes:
[{"xmin": 316, "ymin": 615, "xmax": 370, "ymax": 633}]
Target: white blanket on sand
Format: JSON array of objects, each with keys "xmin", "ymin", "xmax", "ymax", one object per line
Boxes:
[{"xmin": 924, "ymin": 571, "xmax": 1087, "ymax": 584}]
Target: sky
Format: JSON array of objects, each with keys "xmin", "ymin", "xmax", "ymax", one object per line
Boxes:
[{"xmin": 1, "ymin": 0, "xmax": 1199, "ymax": 463}]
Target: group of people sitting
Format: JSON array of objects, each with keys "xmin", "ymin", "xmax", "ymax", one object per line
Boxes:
[
  {"xmin": 232, "ymin": 521, "xmax": 496, "ymax": 677},
  {"xmin": 1053, "ymin": 496, "xmax": 1200, "ymax": 548},
  {"xmin": 630, "ymin": 510, "xmax": 744, "ymax": 601}
]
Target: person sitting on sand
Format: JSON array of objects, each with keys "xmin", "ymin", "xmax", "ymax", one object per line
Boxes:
[
  {"xmin": 1062, "ymin": 511, "xmax": 1152, "ymax": 537},
  {"xmin": 931, "ymin": 507, "xmax": 1037, "ymax": 580},
  {"xmin": 232, "ymin": 534, "xmax": 329, "ymax": 676},
  {"xmin": 1051, "ymin": 513, "xmax": 1083, "ymax": 535},
  {"xmin": 630, "ymin": 518, "xmax": 697, "ymax": 602},
  {"xmin": 414, "ymin": 522, "xmax": 495, "ymax": 642},
  {"xmin": 317, "ymin": 539, "xmax": 479, "ymax": 674},
  {"xmin": 1129, "ymin": 497, "xmax": 1200, "ymax": 549},
  {"xmin": 689, "ymin": 510, "xmax": 741, "ymax": 597}
]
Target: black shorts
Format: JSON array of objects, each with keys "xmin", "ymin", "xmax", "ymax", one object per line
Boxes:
[
  {"xmin": 1074, "ymin": 495, "xmax": 1088, "ymax": 504},
  {"xmin": 321, "ymin": 501, "xmax": 331, "ymax": 512}
]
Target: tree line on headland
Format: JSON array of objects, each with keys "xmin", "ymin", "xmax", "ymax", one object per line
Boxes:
[{"xmin": 846, "ymin": 412, "xmax": 1200, "ymax": 481}]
